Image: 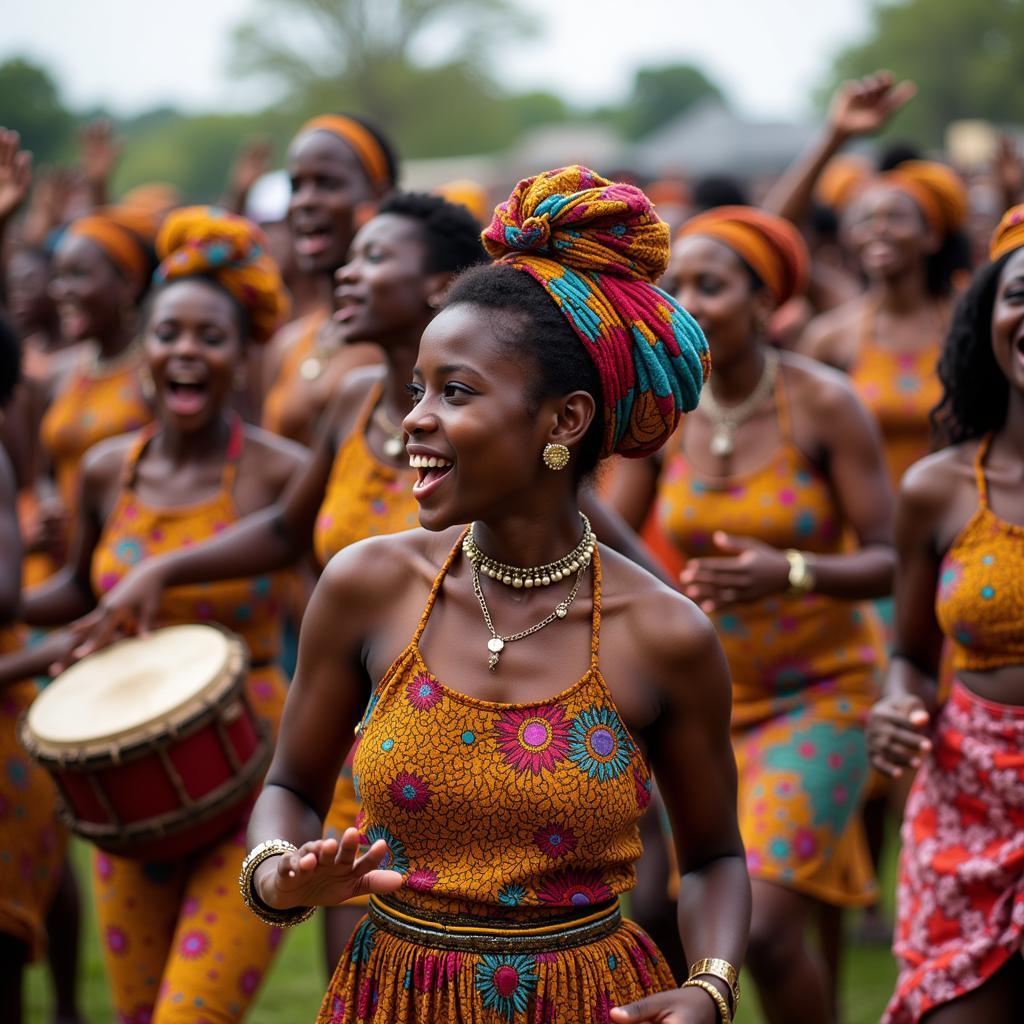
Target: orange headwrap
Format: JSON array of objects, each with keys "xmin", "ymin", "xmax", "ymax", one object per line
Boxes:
[
  {"xmin": 298, "ymin": 115, "xmax": 392, "ymax": 194},
  {"xmin": 815, "ymin": 155, "xmax": 871, "ymax": 213},
  {"xmin": 676, "ymin": 205, "xmax": 809, "ymax": 305},
  {"xmin": 154, "ymin": 206, "xmax": 290, "ymax": 344},
  {"xmin": 120, "ymin": 182, "xmax": 183, "ymax": 224},
  {"xmin": 66, "ymin": 207, "xmax": 157, "ymax": 293},
  {"xmin": 876, "ymin": 160, "xmax": 968, "ymax": 236},
  {"xmin": 989, "ymin": 204, "xmax": 1024, "ymax": 262},
  {"xmin": 434, "ymin": 180, "xmax": 491, "ymax": 226}
]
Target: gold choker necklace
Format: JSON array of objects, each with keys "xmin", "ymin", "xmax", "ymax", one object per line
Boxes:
[{"xmin": 462, "ymin": 514, "xmax": 595, "ymax": 589}]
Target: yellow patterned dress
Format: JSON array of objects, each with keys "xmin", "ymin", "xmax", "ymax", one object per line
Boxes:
[
  {"xmin": 659, "ymin": 380, "xmax": 884, "ymax": 906},
  {"xmin": 0, "ymin": 624, "xmax": 65, "ymax": 959},
  {"xmin": 317, "ymin": 542, "xmax": 676, "ymax": 1023},
  {"xmin": 315, "ymin": 382, "xmax": 420, "ymax": 842}
]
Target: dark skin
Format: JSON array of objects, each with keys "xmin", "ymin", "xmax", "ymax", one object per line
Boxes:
[
  {"xmin": 610, "ymin": 235, "xmax": 894, "ymax": 1024},
  {"xmin": 868, "ymin": 248, "xmax": 1024, "ymax": 1022},
  {"xmin": 261, "ymin": 128, "xmax": 388, "ymax": 437},
  {"xmin": 801, "ymin": 184, "xmax": 951, "ymax": 371},
  {"xmin": 248, "ymin": 303, "xmax": 749, "ymax": 1024},
  {"xmin": 8, "ymin": 279, "xmax": 307, "ymax": 665}
]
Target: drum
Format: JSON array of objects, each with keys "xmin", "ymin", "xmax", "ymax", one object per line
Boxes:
[{"xmin": 20, "ymin": 624, "xmax": 271, "ymax": 860}]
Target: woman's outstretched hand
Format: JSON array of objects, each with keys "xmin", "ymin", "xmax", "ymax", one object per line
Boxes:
[
  {"xmin": 867, "ymin": 694, "xmax": 932, "ymax": 778},
  {"xmin": 611, "ymin": 985, "xmax": 720, "ymax": 1024},
  {"xmin": 679, "ymin": 531, "xmax": 789, "ymax": 612},
  {"xmin": 255, "ymin": 829, "xmax": 404, "ymax": 910},
  {"xmin": 828, "ymin": 70, "xmax": 917, "ymax": 142}
]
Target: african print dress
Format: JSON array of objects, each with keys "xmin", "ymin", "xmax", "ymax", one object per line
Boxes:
[
  {"xmin": 317, "ymin": 544, "xmax": 677, "ymax": 1023},
  {"xmin": 659, "ymin": 377, "xmax": 884, "ymax": 906}
]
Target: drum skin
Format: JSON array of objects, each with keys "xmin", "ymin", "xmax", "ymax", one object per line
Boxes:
[{"xmin": 21, "ymin": 625, "xmax": 272, "ymax": 860}]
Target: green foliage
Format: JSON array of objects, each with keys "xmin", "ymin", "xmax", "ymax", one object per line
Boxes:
[
  {"xmin": 229, "ymin": 0, "xmax": 537, "ymax": 155},
  {"xmin": 619, "ymin": 64, "xmax": 726, "ymax": 139},
  {"xmin": 823, "ymin": 0, "xmax": 1024, "ymax": 144},
  {"xmin": 0, "ymin": 58, "xmax": 74, "ymax": 164}
]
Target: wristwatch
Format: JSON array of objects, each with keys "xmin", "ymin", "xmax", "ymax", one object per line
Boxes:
[{"xmin": 785, "ymin": 549, "xmax": 815, "ymax": 594}]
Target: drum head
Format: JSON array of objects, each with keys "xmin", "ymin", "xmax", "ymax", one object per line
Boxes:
[{"xmin": 28, "ymin": 625, "xmax": 236, "ymax": 748}]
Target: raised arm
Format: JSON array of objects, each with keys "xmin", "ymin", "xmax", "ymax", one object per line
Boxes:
[{"xmin": 763, "ymin": 72, "xmax": 916, "ymax": 225}]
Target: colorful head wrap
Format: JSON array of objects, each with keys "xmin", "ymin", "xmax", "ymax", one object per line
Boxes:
[
  {"xmin": 989, "ymin": 204, "xmax": 1024, "ymax": 262},
  {"xmin": 482, "ymin": 165, "xmax": 710, "ymax": 460},
  {"xmin": 66, "ymin": 207, "xmax": 157, "ymax": 293},
  {"xmin": 297, "ymin": 115, "xmax": 393, "ymax": 194},
  {"xmin": 153, "ymin": 206, "xmax": 290, "ymax": 344},
  {"xmin": 874, "ymin": 160, "xmax": 968, "ymax": 236},
  {"xmin": 675, "ymin": 205, "xmax": 810, "ymax": 306}
]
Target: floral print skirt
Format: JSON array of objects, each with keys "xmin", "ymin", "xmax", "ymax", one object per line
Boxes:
[
  {"xmin": 316, "ymin": 900, "xmax": 677, "ymax": 1023},
  {"xmin": 884, "ymin": 681, "xmax": 1024, "ymax": 1023}
]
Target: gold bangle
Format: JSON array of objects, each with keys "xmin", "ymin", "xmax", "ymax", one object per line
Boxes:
[
  {"xmin": 785, "ymin": 548, "xmax": 815, "ymax": 594},
  {"xmin": 238, "ymin": 839, "xmax": 316, "ymax": 928},
  {"xmin": 689, "ymin": 957, "xmax": 740, "ymax": 1012},
  {"xmin": 682, "ymin": 978, "xmax": 733, "ymax": 1024}
]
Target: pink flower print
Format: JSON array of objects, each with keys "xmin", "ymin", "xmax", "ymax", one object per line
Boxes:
[
  {"xmin": 407, "ymin": 868, "xmax": 438, "ymax": 892},
  {"xmin": 633, "ymin": 765, "xmax": 652, "ymax": 810},
  {"xmin": 495, "ymin": 706, "xmax": 571, "ymax": 774},
  {"xmin": 106, "ymin": 925, "xmax": 129, "ymax": 955},
  {"xmin": 356, "ymin": 976, "xmax": 378, "ymax": 1019},
  {"xmin": 536, "ymin": 868, "xmax": 612, "ymax": 908},
  {"xmin": 794, "ymin": 827, "xmax": 818, "ymax": 861},
  {"xmin": 238, "ymin": 967, "xmax": 262, "ymax": 996},
  {"xmin": 389, "ymin": 771, "xmax": 432, "ymax": 812},
  {"xmin": 179, "ymin": 929, "xmax": 210, "ymax": 959},
  {"xmin": 534, "ymin": 824, "xmax": 577, "ymax": 859},
  {"xmin": 327, "ymin": 995, "xmax": 346, "ymax": 1023},
  {"xmin": 96, "ymin": 853, "xmax": 114, "ymax": 882},
  {"xmin": 406, "ymin": 673, "xmax": 441, "ymax": 711}
]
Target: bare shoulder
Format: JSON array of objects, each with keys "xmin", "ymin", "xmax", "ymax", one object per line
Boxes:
[
  {"xmin": 799, "ymin": 296, "xmax": 864, "ymax": 366},
  {"xmin": 599, "ymin": 545, "xmax": 724, "ymax": 680},
  {"xmin": 899, "ymin": 444, "xmax": 976, "ymax": 517},
  {"xmin": 781, "ymin": 350, "xmax": 866, "ymax": 420},
  {"xmin": 80, "ymin": 432, "xmax": 135, "ymax": 489},
  {"xmin": 318, "ymin": 526, "xmax": 460, "ymax": 610},
  {"xmin": 241, "ymin": 424, "xmax": 312, "ymax": 490}
]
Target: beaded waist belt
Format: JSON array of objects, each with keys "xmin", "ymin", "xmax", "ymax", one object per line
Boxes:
[{"xmin": 367, "ymin": 895, "xmax": 622, "ymax": 953}]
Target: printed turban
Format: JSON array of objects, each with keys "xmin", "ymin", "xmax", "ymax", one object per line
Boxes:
[
  {"xmin": 154, "ymin": 206, "xmax": 290, "ymax": 344},
  {"xmin": 482, "ymin": 165, "xmax": 710, "ymax": 460},
  {"xmin": 989, "ymin": 204, "xmax": 1024, "ymax": 262}
]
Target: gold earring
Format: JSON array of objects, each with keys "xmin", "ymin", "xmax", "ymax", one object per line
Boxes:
[
  {"xmin": 139, "ymin": 366, "xmax": 155, "ymax": 400},
  {"xmin": 542, "ymin": 443, "xmax": 570, "ymax": 471},
  {"xmin": 427, "ymin": 294, "xmax": 443, "ymax": 310}
]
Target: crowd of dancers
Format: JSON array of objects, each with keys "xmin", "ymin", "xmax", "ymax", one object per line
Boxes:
[{"xmin": 0, "ymin": 68, "xmax": 1022, "ymax": 1024}]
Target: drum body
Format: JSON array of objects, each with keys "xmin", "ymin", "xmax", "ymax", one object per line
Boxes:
[{"xmin": 21, "ymin": 624, "xmax": 271, "ymax": 860}]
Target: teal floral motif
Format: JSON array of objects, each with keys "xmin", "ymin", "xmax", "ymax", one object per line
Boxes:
[
  {"xmin": 567, "ymin": 706, "xmax": 631, "ymax": 781},
  {"xmin": 498, "ymin": 883, "xmax": 526, "ymax": 907},
  {"xmin": 364, "ymin": 825, "xmax": 408, "ymax": 874},
  {"xmin": 474, "ymin": 954, "xmax": 538, "ymax": 1020},
  {"xmin": 349, "ymin": 920, "xmax": 377, "ymax": 964}
]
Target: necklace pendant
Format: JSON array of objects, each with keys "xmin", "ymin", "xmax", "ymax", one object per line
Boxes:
[
  {"xmin": 487, "ymin": 637, "xmax": 505, "ymax": 654},
  {"xmin": 555, "ymin": 604, "xmax": 568, "ymax": 619},
  {"xmin": 299, "ymin": 356, "xmax": 323, "ymax": 381},
  {"xmin": 709, "ymin": 426, "xmax": 734, "ymax": 458},
  {"xmin": 382, "ymin": 435, "xmax": 404, "ymax": 459},
  {"xmin": 488, "ymin": 650, "xmax": 500, "ymax": 671}
]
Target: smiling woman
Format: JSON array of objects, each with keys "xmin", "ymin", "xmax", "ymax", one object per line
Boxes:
[
  {"xmin": 5, "ymin": 206, "xmax": 311, "ymax": 1024},
  {"xmin": 233, "ymin": 166, "xmax": 750, "ymax": 1024}
]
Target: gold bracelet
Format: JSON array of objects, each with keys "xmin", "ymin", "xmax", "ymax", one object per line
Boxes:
[
  {"xmin": 785, "ymin": 548, "xmax": 815, "ymax": 594},
  {"xmin": 238, "ymin": 840, "xmax": 317, "ymax": 928},
  {"xmin": 682, "ymin": 978, "xmax": 733, "ymax": 1024},
  {"xmin": 689, "ymin": 957, "xmax": 740, "ymax": 1012}
]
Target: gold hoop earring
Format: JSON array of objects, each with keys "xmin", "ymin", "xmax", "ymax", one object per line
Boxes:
[{"xmin": 542, "ymin": 443, "xmax": 570, "ymax": 471}]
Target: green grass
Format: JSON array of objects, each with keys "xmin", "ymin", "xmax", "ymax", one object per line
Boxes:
[{"xmin": 25, "ymin": 840, "xmax": 899, "ymax": 1023}]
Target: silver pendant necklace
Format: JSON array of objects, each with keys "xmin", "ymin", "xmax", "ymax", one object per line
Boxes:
[{"xmin": 700, "ymin": 347, "xmax": 779, "ymax": 457}]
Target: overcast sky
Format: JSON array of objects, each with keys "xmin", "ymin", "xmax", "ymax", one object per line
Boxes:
[{"xmin": 4, "ymin": 0, "xmax": 871, "ymax": 120}]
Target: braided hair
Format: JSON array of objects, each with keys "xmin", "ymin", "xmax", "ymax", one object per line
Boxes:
[{"xmin": 931, "ymin": 253, "xmax": 1011, "ymax": 445}]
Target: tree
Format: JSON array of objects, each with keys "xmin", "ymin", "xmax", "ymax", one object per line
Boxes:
[
  {"xmin": 0, "ymin": 59, "xmax": 74, "ymax": 164},
  {"xmin": 229, "ymin": 0, "xmax": 537, "ymax": 155},
  {"xmin": 619, "ymin": 64, "xmax": 726, "ymax": 139},
  {"xmin": 822, "ymin": 0, "xmax": 1024, "ymax": 145}
]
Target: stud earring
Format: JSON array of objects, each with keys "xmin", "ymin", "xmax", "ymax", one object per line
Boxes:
[
  {"xmin": 542, "ymin": 442, "xmax": 570, "ymax": 471},
  {"xmin": 427, "ymin": 294, "xmax": 443, "ymax": 310}
]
